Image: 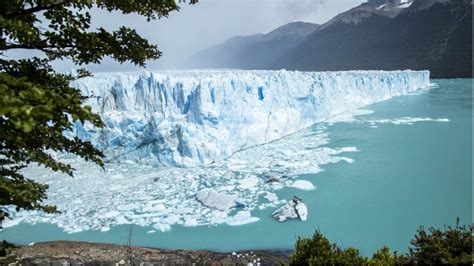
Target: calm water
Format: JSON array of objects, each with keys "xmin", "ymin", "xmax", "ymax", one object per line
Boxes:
[{"xmin": 2, "ymin": 79, "xmax": 472, "ymax": 255}]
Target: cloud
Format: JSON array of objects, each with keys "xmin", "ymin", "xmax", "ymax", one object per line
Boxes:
[
  {"xmin": 6, "ymin": 0, "xmax": 361, "ymax": 71},
  {"xmin": 273, "ymin": 0, "xmax": 326, "ymax": 22}
]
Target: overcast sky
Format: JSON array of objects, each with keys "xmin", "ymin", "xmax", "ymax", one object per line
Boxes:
[{"xmin": 7, "ymin": 0, "xmax": 364, "ymax": 72}]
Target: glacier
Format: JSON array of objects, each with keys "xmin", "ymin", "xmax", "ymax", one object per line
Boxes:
[
  {"xmin": 72, "ymin": 69, "xmax": 430, "ymax": 167},
  {"xmin": 4, "ymin": 69, "xmax": 441, "ymax": 233}
]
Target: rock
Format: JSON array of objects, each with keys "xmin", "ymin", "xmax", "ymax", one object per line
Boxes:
[
  {"xmin": 272, "ymin": 196, "xmax": 308, "ymax": 222},
  {"xmin": 196, "ymin": 189, "xmax": 238, "ymax": 211},
  {"xmin": 51, "ymin": 259, "xmax": 69, "ymax": 266},
  {"xmin": 3, "ymin": 241, "xmax": 290, "ymax": 265}
]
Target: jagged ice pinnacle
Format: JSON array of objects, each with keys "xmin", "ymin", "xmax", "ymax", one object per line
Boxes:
[{"xmin": 72, "ymin": 70, "xmax": 430, "ymax": 167}]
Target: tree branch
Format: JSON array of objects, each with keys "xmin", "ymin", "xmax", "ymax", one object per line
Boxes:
[
  {"xmin": 1, "ymin": 1, "xmax": 67, "ymax": 18},
  {"xmin": 4, "ymin": 42, "xmax": 73, "ymax": 51}
]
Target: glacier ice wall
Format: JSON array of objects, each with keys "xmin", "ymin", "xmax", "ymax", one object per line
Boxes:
[{"xmin": 72, "ymin": 70, "xmax": 429, "ymax": 167}]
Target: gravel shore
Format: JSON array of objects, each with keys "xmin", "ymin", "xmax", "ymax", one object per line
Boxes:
[{"xmin": 1, "ymin": 241, "xmax": 290, "ymax": 265}]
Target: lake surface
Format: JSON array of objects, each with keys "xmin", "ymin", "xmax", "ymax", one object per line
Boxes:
[{"xmin": 2, "ymin": 79, "xmax": 472, "ymax": 255}]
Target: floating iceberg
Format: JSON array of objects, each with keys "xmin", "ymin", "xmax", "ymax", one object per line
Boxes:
[
  {"xmin": 272, "ymin": 196, "xmax": 308, "ymax": 222},
  {"xmin": 288, "ymin": 180, "xmax": 316, "ymax": 190},
  {"xmin": 7, "ymin": 122, "xmax": 360, "ymax": 233},
  {"xmin": 72, "ymin": 70, "xmax": 430, "ymax": 167},
  {"xmin": 196, "ymin": 189, "xmax": 238, "ymax": 211},
  {"xmin": 226, "ymin": 211, "xmax": 260, "ymax": 226}
]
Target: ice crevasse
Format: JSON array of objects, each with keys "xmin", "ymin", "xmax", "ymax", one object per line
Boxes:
[{"xmin": 72, "ymin": 69, "xmax": 430, "ymax": 167}]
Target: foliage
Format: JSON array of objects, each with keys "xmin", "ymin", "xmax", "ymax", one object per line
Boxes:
[
  {"xmin": 403, "ymin": 219, "xmax": 472, "ymax": 265},
  {"xmin": 290, "ymin": 220, "xmax": 472, "ymax": 265},
  {"xmin": 0, "ymin": 0, "xmax": 196, "ymax": 227},
  {"xmin": 291, "ymin": 230, "xmax": 368, "ymax": 265},
  {"xmin": 368, "ymin": 246, "xmax": 396, "ymax": 265},
  {"xmin": 0, "ymin": 240, "xmax": 17, "ymax": 257}
]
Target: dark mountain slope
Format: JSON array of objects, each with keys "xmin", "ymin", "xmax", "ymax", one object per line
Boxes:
[
  {"xmin": 273, "ymin": 0, "xmax": 472, "ymax": 78},
  {"xmin": 184, "ymin": 22, "xmax": 319, "ymax": 69},
  {"xmin": 183, "ymin": 0, "xmax": 471, "ymax": 78}
]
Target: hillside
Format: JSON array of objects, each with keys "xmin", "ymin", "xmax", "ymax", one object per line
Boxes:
[
  {"xmin": 184, "ymin": 22, "xmax": 319, "ymax": 69},
  {"xmin": 275, "ymin": 0, "xmax": 472, "ymax": 78},
  {"xmin": 184, "ymin": 0, "xmax": 472, "ymax": 78}
]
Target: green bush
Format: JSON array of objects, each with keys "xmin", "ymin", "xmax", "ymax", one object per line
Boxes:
[
  {"xmin": 290, "ymin": 220, "xmax": 472, "ymax": 265},
  {"xmin": 291, "ymin": 230, "xmax": 368, "ymax": 265},
  {"xmin": 369, "ymin": 246, "xmax": 395, "ymax": 265},
  {"xmin": 403, "ymin": 220, "xmax": 472, "ymax": 265}
]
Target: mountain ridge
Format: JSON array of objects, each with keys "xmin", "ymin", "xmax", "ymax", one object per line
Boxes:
[
  {"xmin": 183, "ymin": 0, "xmax": 472, "ymax": 78},
  {"xmin": 183, "ymin": 21, "xmax": 319, "ymax": 69}
]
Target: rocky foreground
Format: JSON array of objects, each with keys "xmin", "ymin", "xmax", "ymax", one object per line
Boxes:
[{"xmin": 0, "ymin": 241, "xmax": 290, "ymax": 265}]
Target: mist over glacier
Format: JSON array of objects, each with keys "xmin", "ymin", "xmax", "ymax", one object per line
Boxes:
[{"xmin": 72, "ymin": 70, "xmax": 430, "ymax": 167}]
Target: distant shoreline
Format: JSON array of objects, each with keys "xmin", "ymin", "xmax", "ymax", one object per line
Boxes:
[{"xmin": 1, "ymin": 240, "xmax": 291, "ymax": 265}]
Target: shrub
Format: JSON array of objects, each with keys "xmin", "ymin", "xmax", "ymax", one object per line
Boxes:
[
  {"xmin": 291, "ymin": 219, "xmax": 472, "ymax": 265},
  {"xmin": 290, "ymin": 230, "xmax": 368, "ymax": 265},
  {"xmin": 403, "ymin": 219, "xmax": 472, "ymax": 265}
]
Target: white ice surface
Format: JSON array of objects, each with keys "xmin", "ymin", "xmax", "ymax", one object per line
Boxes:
[
  {"xmin": 6, "ymin": 123, "xmax": 358, "ymax": 232},
  {"xmin": 272, "ymin": 198, "xmax": 308, "ymax": 222},
  {"xmin": 196, "ymin": 189, "xmax": 238, "ymax": 211},
  {"xmin": 288, "ymin": 180, "xmax": 316, "ymax": 190},
  {"xmin": 295, "ymin": 201, "xmax": 308, "ymax": 221},
  {"xmin": 226, "ymin": 211, "xmax": 260, "ymax": 226},
  {"xmin": 264, "ymin": 192, "xmax": 278, "ymax": 202},
  {"xmin": 328, "ymin": 111, "xmax": 450, "ymax": 126},
  {"xmin": 71, "ymin": 70, "xmax": 430, "ymax": 167},
  {"xmin": 4, "ymin": 70, "xmax": 434, "ymax": 232},
  {"xmin": 365, "ymin": 117, "xmax": 450, "ymax": 125}
]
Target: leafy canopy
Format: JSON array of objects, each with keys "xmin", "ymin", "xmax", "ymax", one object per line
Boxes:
[
  {"xmin": 290, "ymin": 219, "xmax": 472, "ymax": 265},
  {"xmin": 0, "ymin": 0, "xmax": 196, "ymax": 226},
  {"xmin": 404, "ymin": 218, "xmax": 472, "ymax": 265}
]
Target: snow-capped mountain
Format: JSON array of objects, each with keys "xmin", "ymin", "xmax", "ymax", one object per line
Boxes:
[
  {"xmin": 320, "ymin": 0, "xmax": 414, "ymax": 29},
  {"xmin": 183, "ymin": 0, "xmax": 472, "ymax": 78},
  {"xmin": 72, "ymin": 70, "xmax": 430, "ymax": 167},
  {"xmin": 276, "ymin": 0, "xmax": 471, "ymax": 78}
]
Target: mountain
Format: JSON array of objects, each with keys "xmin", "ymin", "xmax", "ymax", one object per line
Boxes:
[
  {"xmin": 184, "ymin": 0, "xmax": 472, "ymax": 78},
  {"xmin": 319, "ymin": 0, "xmax": 415, "ymax": 30},
  {"xmin": 275, "ymin": 0, "xmax": 472, "ymax": 78},
  {"xmin": 183, "ymin": 22, "xmax": 319, "ymax": 69}
]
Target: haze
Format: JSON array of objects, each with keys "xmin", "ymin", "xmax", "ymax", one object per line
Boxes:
[{"xmin": 6, "ymin": 0, "xmax": 363, "ymax": 72}]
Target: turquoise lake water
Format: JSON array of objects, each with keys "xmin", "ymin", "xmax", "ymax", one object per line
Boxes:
[{"xmin": 2, "ymin": 79, "xmax": 472, "ymax": 255}]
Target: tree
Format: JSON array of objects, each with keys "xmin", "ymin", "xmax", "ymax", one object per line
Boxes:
[
  {"xmin": 290, "ymin": 230, "xmax": 368, "ymax": 265},
  {"xmin": 403, "ymin": 219, "xmax": 472, "ymax": 265},
  {"xmin": 0, "ymin": 0, "xmax": 196, "ymax": 227},
  {"xmin": 290, "ymin": 220, "xmax": 472, "ymax": 265}
]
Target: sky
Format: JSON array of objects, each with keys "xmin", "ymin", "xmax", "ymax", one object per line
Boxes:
[{"xmin": 6, "ymin": 0, "xmax": 364, "ymax": 72}]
